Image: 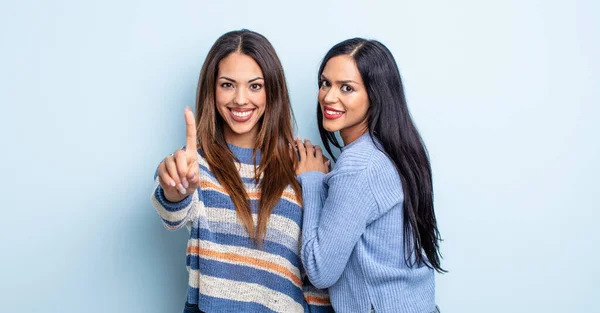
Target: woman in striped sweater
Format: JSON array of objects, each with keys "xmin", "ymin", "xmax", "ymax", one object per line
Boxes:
[
  {"xmin": 151, "ymin": 29, "xmax": 332, "ymax": 313},
  {"xmin": 295, "ymin": 38, "xmax": 445, "ymax": 312}
]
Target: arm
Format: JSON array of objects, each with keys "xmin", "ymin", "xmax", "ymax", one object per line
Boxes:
[
  {"xmin": 151, "ymin": 175, "xmax": 198, "ymax": 230},
  {"xmin": 299, "ymin": 169, "xmax": 377, "ymax": 289},
  {"xmin": 151, "ymin": 107, "xmax": 200, "ymax": 230}
]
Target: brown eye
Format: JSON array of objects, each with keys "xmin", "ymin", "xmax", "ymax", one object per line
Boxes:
[
  {"xmin": 250, "ymin": 83, "xmax": 262, "ymax": 91},
  {"xmin": 341, "ymin": 85, "xmax": 353, "ymax": 93},
  {"xmin": 221, "ymin": 83, "xmax": 233, "ymax": 88},
  {"xmin": 320, "ymin": 80, "xmax": 331, "ymax": 88}
]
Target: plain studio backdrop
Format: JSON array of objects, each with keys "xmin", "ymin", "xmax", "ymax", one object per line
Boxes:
[{"xmin": 0, "ymin": 0, "xmax": 598, "ymax": 312}]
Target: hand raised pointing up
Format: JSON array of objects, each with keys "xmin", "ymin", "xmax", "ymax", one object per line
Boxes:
[{"xmin": 157, "ymin": 107, "xmax": 200, "ymax": 202}]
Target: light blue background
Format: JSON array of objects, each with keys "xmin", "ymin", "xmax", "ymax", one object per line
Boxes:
[{"xmin": 1, "ymin": 0, "xmax": 598, "ymax": 312}]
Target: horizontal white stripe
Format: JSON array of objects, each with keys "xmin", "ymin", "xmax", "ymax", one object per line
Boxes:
[
  {"xmin": 203, "ymin": 220, "xmax": 298, "ymax": 252},
  {"xmin": 188, "ymin": 267, "xmax": 199, "ymax": 288},
  {"xmin": 205, "ymin": 207, "xmax": 300, "ymax": 241},
  {"xmin": 199, "ymin": 274, "xmax": 304, "ymax": 313}
]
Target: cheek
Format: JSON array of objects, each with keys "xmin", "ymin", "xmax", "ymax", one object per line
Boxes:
[
  {"xmin": 341, "ymin": 99, "xmax": 363, "ymax": 118},
  {"xmin": 215, "ymin": 90, "xmax": 231, "ymax": 106},
  {"xmin": 317, "ymin": 90, "xmax": 326, "ymax": 105},
  {"xmin": 360, "ymin": 97, "xmax": 370, "ymax": 115},
  {"xmin": 252, "ymin": 92, "xmax": 267, "ymax": 110},
  {"xmin": 351, "ymin": 94, "xmax": 369, "ymax": 113},
  {"xmin": 359, "ymin": 102, "xmax": 369, "ymax": 115}
]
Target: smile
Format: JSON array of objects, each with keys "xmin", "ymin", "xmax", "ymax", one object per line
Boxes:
[
  {"xmin": 228, "ymin": 108, "xmax": 255, "ymax": 122},
  {"xmin": 323, "ymin": 106, "xmax": 345, "ymax": 120}
]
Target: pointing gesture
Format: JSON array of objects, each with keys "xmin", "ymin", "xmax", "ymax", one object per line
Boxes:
[
  {"xmin": 184, "ymin": 106, "xmax": 198, "ymax": 160},
  {"xmin": 158, "ymin": 107, "xmax": 200, "ymax": 202}
]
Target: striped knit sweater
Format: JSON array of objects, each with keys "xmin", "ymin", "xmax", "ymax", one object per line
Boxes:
[{"xmin": 151, "ymin": 144, "xmax": 332, "ymax": 313}]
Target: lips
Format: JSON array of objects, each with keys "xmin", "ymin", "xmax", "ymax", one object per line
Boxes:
[
  {"xmin": 323, "ymin": 106, "xmax": 345, "ymax": 120},
  {"xmin": 229, "ymin": 108, "xmax": 255, "ymax": 122}
]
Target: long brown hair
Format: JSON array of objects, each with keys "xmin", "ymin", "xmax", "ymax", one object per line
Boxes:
[{"xmin": 195, "ymin": 29, "xmax": 301, "ymax": 245}]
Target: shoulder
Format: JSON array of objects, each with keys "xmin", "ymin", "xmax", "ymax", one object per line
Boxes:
[
  {"xmin": 332, "ymin": 135, "xmax": 377, "ymax": 173},
  {"xmin": 365, "ymin": 145, "xmax": 404, "ymax": 212},
  {"xmin": 334, "ymin": 135, "xmax": 403, "ymax": 209},
  {"xmin": 332, "ymin": 135, "xmax": 395, "ymax": 173},
  {"xmin": 365, "ymin": 146, "xmax": 398, "ymax": 182}
]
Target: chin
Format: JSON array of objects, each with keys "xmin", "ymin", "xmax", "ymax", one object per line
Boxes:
[
  {"xmin": 322, "ymin": 122, "xmax": 341, "ymax": 133},
  {"xmin": 229, "ymin": 125, "xmax": 255, "ymax": 135}
]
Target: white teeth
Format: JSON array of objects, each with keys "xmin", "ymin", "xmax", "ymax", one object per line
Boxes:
[
  {"xmin": 326, "ymin": 110, "xmax": 343, "ymax": 115},
  {"xmin": 232, "ymin": 110, "xmax": 252, "ymax": 117}
]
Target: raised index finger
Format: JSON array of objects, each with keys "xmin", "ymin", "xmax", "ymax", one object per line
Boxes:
[{"xmin": 184, "ymin": 107, "xmax": 198, "ymax": 155}]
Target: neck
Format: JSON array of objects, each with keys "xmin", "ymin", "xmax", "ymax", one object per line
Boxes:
[
  {"xmin": 340, "ymin": 121, "xmax": 368, "ymax": 145},
  {"xmin": 224, "ymin": 125, "xmax": 258, "ymax": 149}
]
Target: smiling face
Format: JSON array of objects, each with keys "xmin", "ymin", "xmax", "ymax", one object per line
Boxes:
[
  {"xmin": 318, "ymin": 55, "xmax": 370, "ymax": 145},
  {"xmin": 215, "ymin": 52, "xmax": 267, "ymax": 148}
]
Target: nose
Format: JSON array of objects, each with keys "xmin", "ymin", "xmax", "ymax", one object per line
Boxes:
[
  {"xmin": 233, "ymin": 88, "xmax": 249, "ymax": 106},
  {"xmin": 323, "ymin": 87, "xmax": 338, "ymax": 104}
]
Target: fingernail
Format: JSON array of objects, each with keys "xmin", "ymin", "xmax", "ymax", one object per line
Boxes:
[
  {"xmin": 177, "ymin": 184, "xmax": 186, "ymax": 194},
  {"xmin": 182, "ymin": 178, "xmax": 189, "ymax": 189},
  {"xmin": 169, "ymin": 180, "xmax": 176, "ymax": 187}
]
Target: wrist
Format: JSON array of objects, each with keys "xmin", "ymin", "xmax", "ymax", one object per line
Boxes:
[{"xmin": 163, "ymin": 188, "xmax": 188, "ymax": 203}]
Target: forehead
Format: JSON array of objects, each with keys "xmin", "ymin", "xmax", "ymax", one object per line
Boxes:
[
  {"xmin": 218, "ymin": 52, "xmax": 263, "ymax": 77},
  {"xmin": 322, "ymin": 55, "xmax": 361, "ymax": 80}
]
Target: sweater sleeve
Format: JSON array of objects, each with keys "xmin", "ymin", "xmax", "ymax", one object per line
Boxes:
[
  {"xmin": 150, "ymin": 169, "xmax": 198, "ymax": 230},
  {"xmin": 299, "ymin": 168, "xmax": 377, "ymax": 289}
]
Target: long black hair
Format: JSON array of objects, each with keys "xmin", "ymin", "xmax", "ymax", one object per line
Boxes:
[{"xmin": 317, "ymin": 38, "xmax": 445, "ymax": 273}]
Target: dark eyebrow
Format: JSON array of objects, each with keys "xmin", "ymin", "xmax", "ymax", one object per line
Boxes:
[
  {"xmin": 219, "ymin": 76, "xmax": 235, "ymax": 82},
  {"xmin": 320, "ymin": 74, "xmax": 358, "ymax": 84},
  {"xmin": 219, "ymin": 76, "xmax": 264, "ymax": 83}
]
